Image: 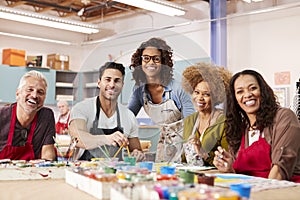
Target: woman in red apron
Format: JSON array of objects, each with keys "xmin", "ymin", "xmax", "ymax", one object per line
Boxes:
[{"xmin": 213, "ymin": 70, "xmax": 300, "ymax": 182}]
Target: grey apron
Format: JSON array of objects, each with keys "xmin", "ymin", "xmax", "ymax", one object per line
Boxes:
[
  {"xmin": 80, "ymin": 96, "xmax": 124, "ymax": 160},
  {"xmin": 143, "ymin": 90, "xmax": 184, "ymax": 163}
]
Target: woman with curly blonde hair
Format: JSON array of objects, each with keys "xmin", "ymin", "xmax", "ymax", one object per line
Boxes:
[{"xmin": 182, "ymin": 62, "xmax": 232, "ymax": 166}]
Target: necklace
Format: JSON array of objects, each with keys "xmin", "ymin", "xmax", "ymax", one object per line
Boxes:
[
  {"xmin": 249, "ymin": 123, "xmax": 259, "ymax": 137},
  {"xmin": 198, "ymin": 111, "xmax": 213, "ymax": 136}
]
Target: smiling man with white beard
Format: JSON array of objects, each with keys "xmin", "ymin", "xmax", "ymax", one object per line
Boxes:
[{"xmin": 0, "ymin": 70, "xmax": 56, "ymax": 161}]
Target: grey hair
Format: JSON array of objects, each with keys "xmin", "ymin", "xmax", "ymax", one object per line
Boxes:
[
  {"xmin": 18, "ymin": 70, "xmax": 48, "ymax": 90},
  {"xmin": 57, "ymin": 100, "xmax": 69, "ymax": 107}
]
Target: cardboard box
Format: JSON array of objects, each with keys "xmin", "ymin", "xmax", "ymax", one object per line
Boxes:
[
  {"xmin": 47, "ymin": 54, "xmax": 69, "ymax": 70},
  {"xmin": 2, "ymin": 49, "xmax": 26, "ymax": 66},
  {"xmin": 27, "ymin": 55, "xmax": 42, "ymax": 67},
  {"xmin": 65, "ymin": 169, "xmax": 111, "ymax": 199}
]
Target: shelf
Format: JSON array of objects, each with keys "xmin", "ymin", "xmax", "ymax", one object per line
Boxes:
[
  {"xmin": 82, "ymin": 71, "xmax": 99, "ymax": 99},
  {"xmin": 55, "ymin": 71, "xmax": 78, "ymax": 102},
  {"xmin": 56, "ymin": 95, "xmax": 74, "ymax": 101},
  {"xmin": 85, "ymin": 82, "xmax": 98, "ymax": 88},
  {"xmin": 55, "ymin": 82, "xmax": 74, "ymax": 88}
]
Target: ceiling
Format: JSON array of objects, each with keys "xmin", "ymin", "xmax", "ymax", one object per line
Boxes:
[
  {"xmin": 1, "ymin": 0, "xmax": 194, "ymax": 22},
  {"xmin": 1, "ymin": 0, "xmax": 299, "ymax": 29}
]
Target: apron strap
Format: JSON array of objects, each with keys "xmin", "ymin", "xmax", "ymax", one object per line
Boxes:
[
  {"xmin": 8, "ymin": 104, "xmax": 17, "ymax": 145},
  {"xmin": 8, "ymin": 103, "xmax": 37, "ymax": 145},
  {"xmin": 92, "ymin": 96, "xmax": 122, "ymax": 131}
]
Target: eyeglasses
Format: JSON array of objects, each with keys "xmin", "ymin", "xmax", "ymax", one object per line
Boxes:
[
  {"xmin": 21, "ymin": 129, "xmax": 28, "ymax": 140},
  {"xmin": 141, "ymin": 55, "xmax": 161, "ymax": 63}
]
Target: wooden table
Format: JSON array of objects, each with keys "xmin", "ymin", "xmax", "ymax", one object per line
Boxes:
[{"xmin": 0, "ymin": 175, "xmax": 299, "ymax": 199}]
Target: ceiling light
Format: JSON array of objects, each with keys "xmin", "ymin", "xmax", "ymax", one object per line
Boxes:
[
  {"xmin": 0, "ymin": 31, "xmax": 73, "ymax": 45},
  {"xmin": 114, "ymin": 0, "xmax": 186, "ymax": 16},
  {"xmin": 242, "ymin": 0, "xmax": 264, "ymax": 3},
  {"xmin": 0, "ymin": 6, "xmax": 99, "ymax": 34}
]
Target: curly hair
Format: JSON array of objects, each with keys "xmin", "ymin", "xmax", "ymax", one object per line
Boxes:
[
  {"xmin": 130, "ymin": 37, "xmax": 173, "ymax": 86},
  {"xmin": 225, "ymin": 69, "xmax": 280, "ymax": 154},
  {"xmin": 182, "ymin": 62, "xmax": 232, "ymax": 107}
]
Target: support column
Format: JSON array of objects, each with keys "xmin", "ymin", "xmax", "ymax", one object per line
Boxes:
[{"xmin": 210, "ymin": 0, "xmax": 227, "ymax": 67}]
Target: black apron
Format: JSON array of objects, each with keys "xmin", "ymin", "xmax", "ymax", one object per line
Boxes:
[{"xmin": 80, "ymin": 96, "xmax": 124, "ymax": 160}]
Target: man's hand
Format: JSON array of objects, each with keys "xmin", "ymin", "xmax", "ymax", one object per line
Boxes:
[
  {"xmin": 131, "ymin": 149, "xmax": 145, "ymax": 162},
  {"xmin": 106, "ymin": 131, "xmax": 129, "ymax": 147}
]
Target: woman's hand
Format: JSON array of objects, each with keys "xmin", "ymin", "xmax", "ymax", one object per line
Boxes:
[
  {"xmin": 189, "ymin": 136, "xmax": 208, "ymax": 159},
  {"xmin": 213, "ymin": 146, "xmax": 235, "ymax": 173}
]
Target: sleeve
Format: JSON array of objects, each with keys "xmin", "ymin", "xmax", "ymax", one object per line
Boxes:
[
  {"xmin": 270, "ymin": 108, "xmax": 300, "ymax": 180},
  {"xmin": 123, "ymin": 108, "xmax": 139, "ymax": 139},
  {"xmin": 127, "ymin": 87, "xmax": 143, "ymax": 116},
  {"xmin": 43, "ymin": 108, "xmax": 56, "ymax": 145},
  {"xmin": 70, "ymin": 99, "xmax": 91, "ymax": 123},
  {"xmin": 177, "ymin": 86, "xmax": 195, "ymax": 118}
]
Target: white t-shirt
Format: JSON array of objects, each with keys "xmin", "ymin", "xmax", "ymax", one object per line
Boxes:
[{"xmin": 70, "ymin": 97, "xmax": 139, "ymax": 138}]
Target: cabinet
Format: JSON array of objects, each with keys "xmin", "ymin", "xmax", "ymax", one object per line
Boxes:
[
  {"xmin": 138, "ymin": 126, "xmax": 160, "ymax": 152},
  {"xmin": 0, "ymin": 65, "xmax": 80, "ymax": 105},
  {"xmin": 81, "ymin": 71, "xmax": 99, "ymax": 100},
  {"xmin": 55, "ymin": 71, "xmax": 79, "ymax": 102},
  {"xmin": 80, "ymin": 68, "xmax": 135, "ymax": 104},
  {"xmin": 0, "ymin": 65, "xmax": 55, "ymax": 105}
]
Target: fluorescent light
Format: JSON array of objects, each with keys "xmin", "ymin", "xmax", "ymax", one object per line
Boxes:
[
  {"xmin": 114, "ymin": 0, "xmax": 185, "ymax": 16},
  {"xmin": 0, "ymin": 31, "xmax": 73, "ymax": 45},
  {"xmin": 0, "ymin": 6, "xmax": 99, "ymax": 34},
  {"xmin": 242, "ymin": 0, "xmax": 264, "ymax": 3}
]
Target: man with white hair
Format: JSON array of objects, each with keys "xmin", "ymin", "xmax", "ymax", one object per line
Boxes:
[{"xmin": 0, "ymin": 70, "xmax": 56, "ymax": 161}]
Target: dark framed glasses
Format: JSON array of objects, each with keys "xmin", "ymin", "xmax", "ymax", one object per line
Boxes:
[{"xmin": 141, "ymin": 55, "xmax": 161, "ymax": 63}]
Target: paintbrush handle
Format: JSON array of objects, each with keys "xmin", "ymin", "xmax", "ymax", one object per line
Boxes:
[
  {"xmin": 113, "ymin": 143, "xmax": 124, "ymax": 158},
  {"xmin": 126, "ymin": 146, "xmax": 131, "ymax": 157}
]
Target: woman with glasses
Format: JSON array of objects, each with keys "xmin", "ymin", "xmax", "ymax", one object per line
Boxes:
[{"xmin": 128, "ymin": 37, "xmax": 195, "ymax": 163}]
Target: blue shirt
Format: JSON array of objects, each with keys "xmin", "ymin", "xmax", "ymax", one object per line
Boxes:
[{"xmin": 127, "ymin": 79, "xmax": 195, "ymax": 118}]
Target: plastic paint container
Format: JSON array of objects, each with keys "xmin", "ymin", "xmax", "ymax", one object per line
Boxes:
[
  {"xmin": 179, "ymin": 170, "xmax": 195, "ymax": 184},
  {"xmin": 160, "ymin": 166, "xmax": 176, "ymax": 175},
  {"xmin": 124, "ymin": 156, "xmax": 136, "ymax": 166},
  {"xmin": 230, "ymin": 183, "xmax": 251, "ymax": 199},
  {"xmin": 197, "ymin": 174, "xmax": 215, "ymax": 186},
  {"xmin": 139, "ymin": 161, "xmax": 154, "ymax": 171}
]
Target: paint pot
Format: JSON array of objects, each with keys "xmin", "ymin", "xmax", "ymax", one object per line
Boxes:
[
  {"xmin": 179, "ymin": 170, "xmax": 195, "ymax": 184},
  {"xmin": 139, "ymin": 161, "xmax": 154, "ymax": 171},
  {"xmin": 230, "ymin": 183, "xmax": 251, "ymax": 199},
  {"xmin": 197, "ymin": 174, "xmax": 215, "ymax": 186},
  {"xmin": 160, "ymin": 166, "xmax": 176, "ymax": 175},
  {"xmin": 124, "ymin": 156, "xmax": 136, "ymax": 166}
]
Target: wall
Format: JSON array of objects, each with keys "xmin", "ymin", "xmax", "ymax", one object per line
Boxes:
[
  {"xmin": 227, "ymin": 6, "xmax": 300, "ymax": 107},
  {"xmin": 1, "ymin": 3, "xmax": 300, "ymax": 108}
]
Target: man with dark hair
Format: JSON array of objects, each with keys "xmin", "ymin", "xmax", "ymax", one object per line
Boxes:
[{"xmin": 69, "ymin": 62, "xmax": 144, "ymax": 161}]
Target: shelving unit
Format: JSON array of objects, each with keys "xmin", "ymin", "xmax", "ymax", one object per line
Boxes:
[
  {"xmin": 55, "ymin": 71, "xmax": 78, "ymax": 102},
  {"xmin": 81, "ymin": 71, "xmax": 99, "ymax": 100},
  {"xmin": 0, "ymin": 65, "xmax": 55, "ymax": 105}
]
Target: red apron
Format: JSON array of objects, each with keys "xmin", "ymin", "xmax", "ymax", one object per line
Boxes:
[
  {"xmin": 233, "ymin": 133, "xmax": 300, "ymax": 182},
  {"xmin": 55, "ymin": 114, "xmax": 70, "ymax": 134},
  {"xmin": 0, "ymin": 104, "xmax": 37, "ymax": 160},
  {"xmin": 233, "ymin": 133, "xmax": 272, "ymax": 178}
]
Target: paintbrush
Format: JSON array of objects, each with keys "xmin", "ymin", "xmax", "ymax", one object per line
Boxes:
[{"xmin": 113, "ymin": 143, "xmax": 124, "ymax": 158}]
